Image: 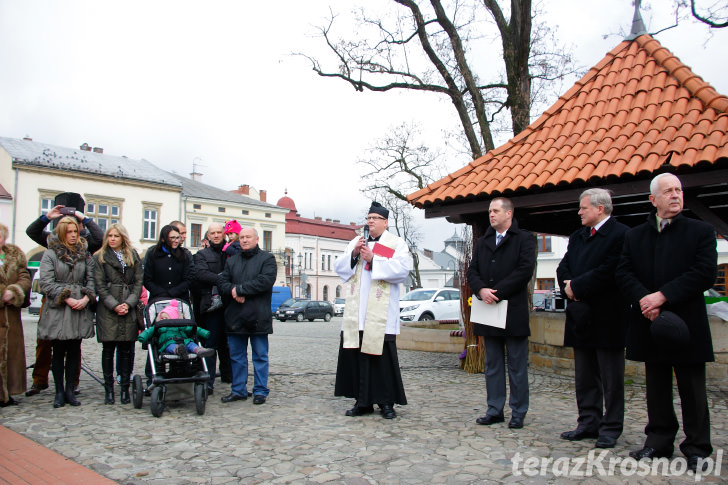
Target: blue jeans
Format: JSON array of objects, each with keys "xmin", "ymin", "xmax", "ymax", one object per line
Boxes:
[
  {"xmin": 165, "ymin": 341, "xmax": 198, "ymax": 354},
  {"xmin": 227, "ymin": 334, "xmax": 269, "ymax": 397}
]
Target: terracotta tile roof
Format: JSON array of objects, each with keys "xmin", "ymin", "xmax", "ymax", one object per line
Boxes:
[
  {"xmin": 408, "ymin": 34, "xmax": 728, "ymax": 208},
  {"xmin": 285, "ymin": 211, "xmax": 361, "ymax": 241}
]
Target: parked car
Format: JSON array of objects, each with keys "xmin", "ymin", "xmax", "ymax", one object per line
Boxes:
[
  {"xmin": 28, "ymin": 271, "xmax": 42, "ymax": 315},
  {"xmin": 277, "ymin": 300, "xmax": 334, "ymax": 322},
  {"xmin": 333, "ymin": 297, "xmax": 346, "ymax": 316},
  {"xmin": 399, "ymin": 288, "xmax": 460, "ymax": 322},
  {"xmin": 275, "ymin": 297, "xmax": 308, "ymax": 313}
]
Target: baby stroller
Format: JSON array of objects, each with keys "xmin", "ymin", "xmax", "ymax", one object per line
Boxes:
[{"xmin": 132, "ymin": 297, "xmax": 210, "ymax": 417}]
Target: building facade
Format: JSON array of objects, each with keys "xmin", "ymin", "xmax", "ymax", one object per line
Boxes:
[
  {"xmin": 277, "ymin": 193, "xmax": 360, "ymax": 302},
  {"xmin": 0, "ymin": 137, "xmax": 181, "ymax": 261}
]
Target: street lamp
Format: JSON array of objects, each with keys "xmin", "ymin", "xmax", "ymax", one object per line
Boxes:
[{"xmin": 297, "ymin": 253, "xmax": 303, "ymax": 298}]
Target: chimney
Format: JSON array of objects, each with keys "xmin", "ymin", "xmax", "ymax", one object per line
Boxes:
[
  {"xmin": 233, "ymin": 184, "xmax": 250, "ymax": 195},
  {"xmin": 325, "ymin": 218, "xmax": 331, "ymax": 222},
  {"xmin": 315, "ymin": 216, "xmax": 322, "ymax": 221},
  {"xmin": 93, "ymin": 147, "xmax": 103, "ymax": 154},
  {"xmin": 424, "ymin": 249, "xmax": 434, "ymax": 259},
  {"xmin": 333, "ymin": 219, "xmax": 340, "ymax": 224},
  {"xmin": 259, "ymin": 190, "xmax": 267, "ymax": 202},
  {"xmin": 80, "ymin": 143, "xmax": 91, "ymax": 151},
  {"xmin": 22, "ymin": 136, "xmax": 32, "ymax": 141},
  {"xmin": 190, "ymin": 171, "xmax": 202, "ymax": 182},
  {"xmin": 350, "ymin": 222, "xmax": 357, "ymax": 226}
]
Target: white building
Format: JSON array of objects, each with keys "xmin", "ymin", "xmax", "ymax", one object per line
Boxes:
[
  {"xmin": 0, "ymin": 136, "xmax": 181, "ymax": 261},
  {"xmin": 276, "ymin": 193, "xmax": 360, "ymax": 302}
]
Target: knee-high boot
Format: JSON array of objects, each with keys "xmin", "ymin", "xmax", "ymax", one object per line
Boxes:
[
  {"xmin": 64, "ymin": 342, "xmax": 81, "ymax": 406},
  {"xmin": 102, "ymin": 344, "xmax": 115, "ymax": 404},
  {"xmin": 51, "ymin": 342, "xmax": 65, "ymax": 408},
  {"xmin": 118, "ymin": 344, "xmax": 132, "ymax": 404}
]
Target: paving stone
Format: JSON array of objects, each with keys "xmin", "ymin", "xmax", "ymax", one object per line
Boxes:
[{"xmin": 2, "ymin": 315, "xmax": 726, "ymax": 483}]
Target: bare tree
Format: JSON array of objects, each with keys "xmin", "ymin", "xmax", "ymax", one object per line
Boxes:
[
  {"xmin": 690, "ymin": 0, "xmax": 728, "ymax": 28},
  {"xmin": 300, "ymin": 0, "xmax": 574, "ymax": 159},
  {"xmin": 359, "ymin": 123, "xmax": 438, "ymax": 288}
]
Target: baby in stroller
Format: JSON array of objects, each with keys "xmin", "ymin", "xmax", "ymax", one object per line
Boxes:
[{"xmin": 138, "ymin": 300, "xmax": 214, "ymax": 358}]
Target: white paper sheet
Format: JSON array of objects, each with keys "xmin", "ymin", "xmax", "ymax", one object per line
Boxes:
[{"xmin": 470, "ymin": 295, "xmax": 508, "ymax": 329}]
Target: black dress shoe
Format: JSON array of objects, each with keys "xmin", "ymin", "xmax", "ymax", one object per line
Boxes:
[
  {"xmin": 25, "ymin": 384, "xmax": 48, "ymax": 397},
  {"xmin": 221, "ymin": 392, "xmax": 247, "ymax": 403},
  {"xmin": 206, "ymin": 387, "xmax": 214, "ymax": 396},
  {"xmin": 595, "ymin": 436, "xmax": 617, "ymax": 448},
  {"xmin": 345, "ymin": 402, "xmax": 374, "ymax": 416},
  {"xmin": 629, "ymin": 447, "xmax": 672, "ymax": 460},
  {"xmin": 687, "ymin": 455, "xmax": 710, "ymax": 473},
  {"xmin": 380, "ymin": 404, "xmax": 396, "ymax": 419},
  {"xmin": 508, "ymin": 416, "xmax": 524, "ymax": 429},
  {"xmin": 475, "ymin": 414, "xmax": 504, "ymax": 425},
  {"xmin": 560, "ymin": 429, "xmax": 599, "ymax": 441},
  {"xmin": 253, "ymin": 395, "xmax": 266, "ymax": 405},
  {"xmin": 0, "ymin": 397, "xmax": 19, "ymax": 407}
]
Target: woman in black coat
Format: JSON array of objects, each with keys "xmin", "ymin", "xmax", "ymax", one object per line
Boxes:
[
  {"xmin": 94, "ymin": 224, "xmax": 142, "ymax": 405},
  {"xmin": 143, "ymin": 225, "xmax": 193, "ymax": 302}
]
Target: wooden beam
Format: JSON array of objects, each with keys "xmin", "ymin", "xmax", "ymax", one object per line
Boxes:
[{"xmin": 684, "ymin": 193, "xmax": 728, "ymax": 239}]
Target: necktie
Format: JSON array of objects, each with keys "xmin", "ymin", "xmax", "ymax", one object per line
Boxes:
[
  {"xmin": 590, "ymin": 227, "xmax": 596, "ymax": 237},
  {"xmin": 660, "ymin": 219, "xmax": 669, "ymax": 232},
  {"xmin": 496, "ymin": 234, "xmax": 503, "ymax": 246}
]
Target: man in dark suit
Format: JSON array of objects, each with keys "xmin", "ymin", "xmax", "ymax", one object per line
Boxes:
[
  {"xmin": 556, "ymin": 189, "xmax": 629, "ymax": 449},
  {"xmin": 467, "ymin": 197, "xmax": 536, "ymax": 429},
  {"xmin": 616, "ymin": 173, "xmax": 717, "ymax": 473}
]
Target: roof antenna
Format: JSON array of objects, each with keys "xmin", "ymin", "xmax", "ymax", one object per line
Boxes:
[{"xmin": 626, "ymin": 0, "xmax": 647, "ymax": 40}]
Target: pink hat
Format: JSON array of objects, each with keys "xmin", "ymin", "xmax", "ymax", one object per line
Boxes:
[
  {"xmin": 160, "ymin": 300, "xmax": 180, "ymax": 320},
  {"xmin": 224, "ymin": 220, "xmax": 242, "ymax": 234}
]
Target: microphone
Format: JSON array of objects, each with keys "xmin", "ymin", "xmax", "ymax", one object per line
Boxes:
[{"xmin": 363, "ymin": 225, "xmax": 370, "ymax": 241}]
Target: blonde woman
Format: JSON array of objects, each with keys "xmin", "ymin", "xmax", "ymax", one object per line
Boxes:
[
  {"xmin": 39, "ymin": 216, "xmax": 95, "ymax": 408},
  {"xmin": 0, "ymin": 223, "xmax": 31, "ymax": 406},
  {"xmin": 94, "ymin": 224, "xmax": 142, "ymax": 405}
]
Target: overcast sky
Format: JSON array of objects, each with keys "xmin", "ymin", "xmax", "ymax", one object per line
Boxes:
[{"xmin": 1, "ymin": 1, "xmax": 726, "ymax": 250}]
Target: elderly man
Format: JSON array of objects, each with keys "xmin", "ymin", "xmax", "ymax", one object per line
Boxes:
[
  {"xmin": 217, "ymin": 227, "xmax": 277, "ymax": 405},
  {"xmin": 334, "ymin": 201, "xmax": 412, "ymax": 419},
  {"xmin": 193, "ymin": 222, "xmax": 232, "ymax": 394},
  {"xmin": 617, "ymin": 173, "xmax": 717, "ymax": 472},
  {"xmin": 467, "ymin": 197, "xmax": 536, "ymax": 429},
  {"xmin": 556, "ymin": 189, "xmax": 629, "ymax": 448}
]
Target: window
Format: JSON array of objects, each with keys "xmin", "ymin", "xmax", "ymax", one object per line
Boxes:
[
  {"xmin": 336, "ymin": 285, "xmax": 342, "ymax": 298},
  {"xmin": 190, "ymin": 223, "xmax": 202, "ymax": 247},
  {"xmin": 321, "ymin": 255, "xmax": 326, "ymax": 271},
  {"xmin": 715, "ymin": 264, "xmax": 727, "ymax": 296},
  {"xmin": 41, "ymin": 197, "xmax": 53, "ymax": 215},
  {"xmin": 263, "ymin": 230, "xmax": 272, "ymax": 252},
  {"xmin": 327, "ymin": 255, "xmax": 331, "ymax": 271},
  {"xmin": 85, "ymin": 195, "xmax": 122, "ymax": 233},
  {"xmin": 38, "ymin": 189, "xmax": 59, "ymax": 216},
  {"xmin": 218, "ymin": 207, "xmax": 225, "ymax": 213},
  {"xmin": 193, "ymin": 203, "xmax": 201, "ymax": 210},
  {"xmin": 142, "ymin": 202, "xmax": 161, "ymax": 240},
  {"xmin": 537, "ymin": 278, "xmax": 555, "ymax": 290},
  {"xmin": 537, "ymin": 235, "xmax": 552, "ymax": 253},
  {"xmin": 265, "ymin": 213, "xmax": 271, "ymax": 218},
  {"xmin": 242, "ymin": 210, "xmax": 249, "ymax": 215},
  {"xmin": 323, "ymin": 286, "xmax": 329, "ymax": 301}
]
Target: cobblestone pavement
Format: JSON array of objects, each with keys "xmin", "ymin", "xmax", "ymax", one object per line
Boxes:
[{"xmin": 2, "ymin": 311, "xmax": 727, "ymax": 484}]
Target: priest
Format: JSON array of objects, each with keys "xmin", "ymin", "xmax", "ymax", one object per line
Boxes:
[{"xmin": 334, "ymin": 201, "xmax": 412, "ymax": 419}]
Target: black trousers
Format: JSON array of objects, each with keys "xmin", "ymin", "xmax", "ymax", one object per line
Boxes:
[
  {"xmin": 573, "ymin": 347, "xmax": 625, "ymax": 438},
  {"xmin": 50, "ymin": 339, "xmax": 81, "ymax": 392},
  {"xmin": 644, "ymin": 362, "xmax": 712, "ymax": 457}
]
